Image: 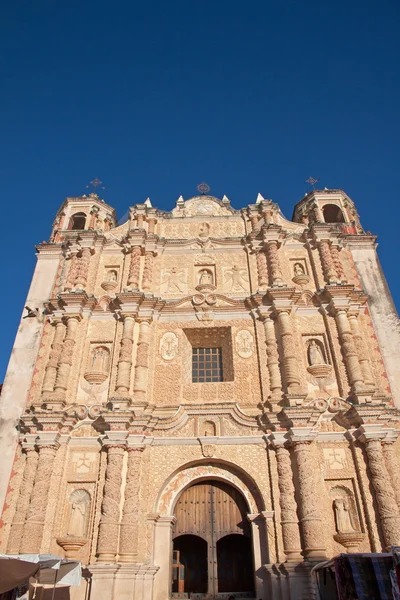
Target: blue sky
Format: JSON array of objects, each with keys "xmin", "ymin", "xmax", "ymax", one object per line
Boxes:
[{"xmin": 0, "ymin": 0, "xmax": 399, "ymax": 380}]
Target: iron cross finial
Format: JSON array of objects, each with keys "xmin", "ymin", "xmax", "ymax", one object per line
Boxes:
[
  {"xmin": 306, "ymin": 176, "xmax": 319, "ymax": 190},
  {"xmin": 197, "ymin": 182, "xmax": 210, "ymax": 195},
  {"xmin": 86, "ymin": 178, "xmax": 105, "ymax": 193}
]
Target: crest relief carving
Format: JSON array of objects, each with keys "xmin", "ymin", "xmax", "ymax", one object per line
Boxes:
[
  {"xmin": 159, "ymin": 332, "xmax": 179, "ymax": 361},
  {"xmin": 235, "ymin": 329, "xmax": 254, "ymax": 359}
]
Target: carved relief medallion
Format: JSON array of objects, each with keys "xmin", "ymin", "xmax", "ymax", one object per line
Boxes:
[
  {"xmin": 159, "ymin": 332, "xmax": 179, "ymax": 361},
  {"xmin": 223, "ymin": 266, "xmax": 249, "ymax": 293},
  {"xmin": 323, "ymin": 448, "xmax": 348, "ymax": 470},
  {"xmin": 235, "ymin": 329, "xmax": 254, "ymax": 358}
]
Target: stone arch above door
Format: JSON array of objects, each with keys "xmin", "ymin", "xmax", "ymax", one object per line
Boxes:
[{"xmin": 156, "ymin": 462, "xmax": 263, "ymax": 515}]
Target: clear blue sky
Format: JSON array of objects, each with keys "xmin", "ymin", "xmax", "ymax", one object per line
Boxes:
[{"xmin": 1, "ymin": 1, "xmax": 399, "ymax": 380}]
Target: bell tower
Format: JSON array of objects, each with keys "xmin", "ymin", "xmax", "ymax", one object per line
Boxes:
[{"xmin": 292, "ymin": 188, "xmax": 362, "ymax": 234}]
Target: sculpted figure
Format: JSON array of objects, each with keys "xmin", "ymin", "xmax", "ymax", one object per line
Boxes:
[
  {"xmin": 91, "ymin": 346, "xmax": 110, "ymax": 372},
  {"xmin": 162, "ymin": 267, "xmax": 187, "ymax": 293},
  {"xmin": 199, "ymin": 269, "xmax": 213, "ymax": 286},
  {"xmin": 107, "ymin": 270, "xmax": 117, "ymax": 282},
  {"xmin": 334, "ymin": 498, "xmax": 354, "ymax": 533},
  {"xmin": 198, "ymin": 222, "xmax": 210, "ymax": 238},
  {"xmin": 67, "ymin": 490, "xmax": 90, "ymax": 537},
  {"xmin": 294, "ymin": 263, "xmax": 305, "ymax": 276},
  {"xmin": 225, "ymin": 265, "xmax": 249, "ymax": 292},
  {"xmin": 308, "ymin": 340, "xmax": 324, "ymax": 365}
]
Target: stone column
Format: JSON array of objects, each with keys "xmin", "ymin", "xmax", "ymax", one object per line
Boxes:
[
  {"xmin": 96, "ymin": 444, "xmax": 126, "ymax": 562},
  {"xmin": 382, "ymin": 437, "xmax": 400, "ymax": 510},
  {"xmin": 330, "ymin": 244, "xmax": 345, "ymax": 281},
  {"xmin": 262, "ymin": 207, "xmax": 273, "ymax": 226},
  {"xmin": 265, "ymin": 241, "xmax": 283, "ymax": 286},
  {"xmin": 262, "ymin": 316, "xmax": 282, "ymax": 404},
  {"xmin": 53, "ymin": 316, "xmax": 80, "ymax": 402},
  {"xmin": 249, "ymin": 214, "xmax": 259, "ymax": 231},
  {"xmin": 7, "ymin": 444, "xmax": 38, "ymax": 554},
  {"xmin": 119, "ymin": 447, "xmax": 144, "ymax": 562},
  {"xmin": 136, "ymin": 214, "xmax": 144, "ymax": 228},
  {"xmin": 64, "ymin": 252, "xmax": 78, "ymax": 291},
  {"xmin": 74, "ymin": 247, "xmax": 92, "ymax": 289},
  {"xmin": 348, "ymin": 313, "xmax": 374, "ymax": 386},
  {"xmin": 270, "ymin": 438, "xmax": 302, "ymax": 561},
  {"xmin": 153, "ymin": 515, "xmax": 177, "ymax": 600},
  {"xmin": 21, "ymin": 439, "xmax": 59, "ymax": 553},
  {"xmin": 332, "ymin": 307, "xmax": 364, "ymax": 392},
  {"xmin": 148, "ymin": 218, "xmax": 156, "ymax": 234},
  {"xmin": 256, "ymin": 250, "xmax": 268, "ymax": 288},
  {"xmin": 290, "ymin": 434, "xmax": 326, "ymax": 560},
  {"xmin": 126, "ymin": 246, "xmax": 142, "ymax": 289},
  {"xmin": 276, "ymin": 309, "xmax": 300, "ymax": 392},
  {"xmin": 115, "ymin": 315, "xmax": 135, "ymax": 395},
  {"xmin": 318, "ymin": 240, "xmax": 337, "ymax": 284},
  {"xmin": 41, "ymin": 320, "xmax": 66, "ymax": 393},
  {"xmin": 358, "ymin": 430, "xmax": 400, "ymax": 549},
  {"xmin": 142, "ymin": 251, "xmax": 155, "ymax": 291},
  {"xmin": 133, "ymin": 320, "xmax": 152, "ymax": 405},
  {"xmin": 88, "ymin": 206, "xmax": 99, "ymax": 230}
]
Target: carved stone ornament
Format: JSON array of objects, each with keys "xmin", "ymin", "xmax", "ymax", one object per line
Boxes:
[
  {"xmin": 235, "ymin": 329, "xmax": 254, "ymax": 358},
  {"xmin": 159, "ymin": 332, "xmax": 179, "ymax": 361},
  {"xmin": 175, "ymin": 196, "xmax": 232, "ymax": 217},
  {"xmin": 333, "ymin": 531, "xmax": 365, "ymax": 552},
  {"xmin": 57, "ymin": 536, "xmax": 88, "ymax": 559},
  {"xmin": 201, "ymin": 444, "xmax": 216, "ymax": 458}
]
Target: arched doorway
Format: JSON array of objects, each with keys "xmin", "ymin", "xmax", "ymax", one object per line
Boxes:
[{"xmin": 172, "ymin": 480, "xmax": 255, "ymax": 598}]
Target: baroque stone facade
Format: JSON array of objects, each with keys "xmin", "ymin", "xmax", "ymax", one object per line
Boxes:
[{"xmin": 1, "ymin": 188, "xmax": 400, "ymax": 600}]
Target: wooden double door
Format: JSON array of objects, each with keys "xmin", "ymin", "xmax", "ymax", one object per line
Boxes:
[{"xmin": 172, "ymin": 480, "xmax": 254, "ymax": 598}]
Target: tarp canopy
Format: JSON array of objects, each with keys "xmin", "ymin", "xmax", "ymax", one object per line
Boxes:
[{"xmin": 0, "ymin": 554, "xmax": 81, "ymax": 593}]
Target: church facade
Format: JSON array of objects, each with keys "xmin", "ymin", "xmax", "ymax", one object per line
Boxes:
[{"xmin": 1, "ymin": 187, "xmax": 400, "ymax": 600}]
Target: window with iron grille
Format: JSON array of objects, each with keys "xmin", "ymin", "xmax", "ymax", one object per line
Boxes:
[{"xmin": 192, "ymin": 348, "xmax": 223, "ymax": 383}]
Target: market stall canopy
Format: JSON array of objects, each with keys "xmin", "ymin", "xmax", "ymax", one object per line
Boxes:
[{"xmin": 0, "ymin": 554, "xmax": 81, "ymax": 593}]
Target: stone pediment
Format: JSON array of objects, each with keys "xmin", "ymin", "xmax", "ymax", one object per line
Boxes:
[{"xmin": 171, "ymin": 195, "xmax": 234, "ymax": 217}]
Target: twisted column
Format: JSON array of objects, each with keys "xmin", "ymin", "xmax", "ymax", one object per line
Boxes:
[
  {"xmin": 41, "ymin": 320, "xmax": 66, "ymax": 394},
  {"xmin": 142, "ymin": 251, "xmax": 155, "ymax": 291},
  {"xmin": 21, "ymin": 441, "xmax": 59, "ymax": 553},
  {"xmin": 64, "ymin": 252, "xmax": 78, "ymax": 291},
  {"xmin": 74, "ymin": 247, "xmax": 92, "ymax": 289},
  {"xmin": 348, "ymin": 313, "xmax": 374, "ymax": 386},
  {"xmin": 360, "ymin": 435, "xmax": 400, "ymax": 549},
  {"xmin": 330, "ymin": 245, "xmax": 345, "ymax": 281},
  {"xmin": 291, "ymin": 439, "xmax": 326, "ymax": 559},
  {"xmin": 318, "ymin": 240, "xmax": 337, "ymax": 284},
  {"xmin": 262, "ymin": 316, "xmax": 282, "ymax": 404},
  {"xmin": 7, "ymin": 445, "xmax": 39, "ymax": 554},
  {"xmin": 382, "ymin": 439, "xmax": 400, "ymax": 510},
  {"xmin": 262, "ymin": 208, "xmax": 273, "ymax": 226},
  {"xmin": 256, "ymin": 250, "xmax": 268, "ymax": 288},
  {"xmin": 133, "ymin": 320, "xmax": 152, "ymax": 404},
  {"xmin": 333, "ymin": 308, "xmax": 363, "ymax": 392},
  {"xmin": 127, "ymin": 247, "xmax": 141, "ymax": 289},
  {"xmin": 53, "ymin": 316, "xmax": 80, "ymax": 401},
  {"xmin": 96, "ymin": 444, "xmax": 125, "ymax": 562},
  {"xmin": 115, "ymin": 315, "xmax": 135, "ymax": 395},
  {"xmin": 276, "ymin": 310, "xmax": 300, "ymax": 391},
  {"xmin": 119, "ymin": 447, "xmax": 144, "ymax": 561},
  {"xmin": 265, "ymin": 241, "xmax": 283, "ymax": 286},
  {"xmin": 271, "ymin": 440, "xmax": 302, "ymax": 561}
]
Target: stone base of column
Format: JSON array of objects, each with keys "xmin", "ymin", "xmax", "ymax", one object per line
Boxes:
[
  {"xmin": 108, "ymin": 395, "xmax": 132, "ymax": 410},
  {"xmin": 264, "ymin": 562, "xmax": 318, "ymax": 600},
  {"xmin": 88, "ymin": 563, "xmax": 159, "ymax": 600},
  {"xmin": 41, "ymin": 392, "xmax": 66, "ymax": 411},
  {"xmin": 284, "ymin": 392, "xmax": 307, "ymax": 407},
  {"xmin": 351, "ymin": 389, "xmax": 381, "ymax": 405}
]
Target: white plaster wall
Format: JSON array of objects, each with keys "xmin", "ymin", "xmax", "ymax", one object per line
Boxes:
[
  {"xmin": 350, "ymin": 244, "xmax": 400, "ymax": 407},
  {"xmin": 0, "ymin": 253, "xmax": 60, "ymax": 513}
]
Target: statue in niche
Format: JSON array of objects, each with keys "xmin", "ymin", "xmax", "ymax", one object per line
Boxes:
[
  {"xmin": 308, "ymin": 340, "xmax": 325, "ymax": 366},
  {"xmin": 91, "ymin": 346, "xmax": 110, "ymax": 372},
  {"xmin": 67, "ymin": 489, "xmax": 90, "ymax": 537},
  {"xmin": 199, "ymin": 222, "xmax": 210, "ymax": 238},
  {"xmin": 199, "ymin": 269, "xmax": 213, "ymax": 286},
  {"xmin": 334, "ymin": 497, "xmax": 355, "ymax": 534},
  {"xmin": 294, "ymin": 263, "xmax": 305, "ymax": 276},
  {"xmin": 224, "ymin": 265, "xmax": 249, "ymax": 292},
  {"xmin": 107, "ymin": 269, "xmax": 117, "ymax": 282},
  {"xmin": 202, "ymin": 420, "xmax": 216, "ymax": 436}
]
